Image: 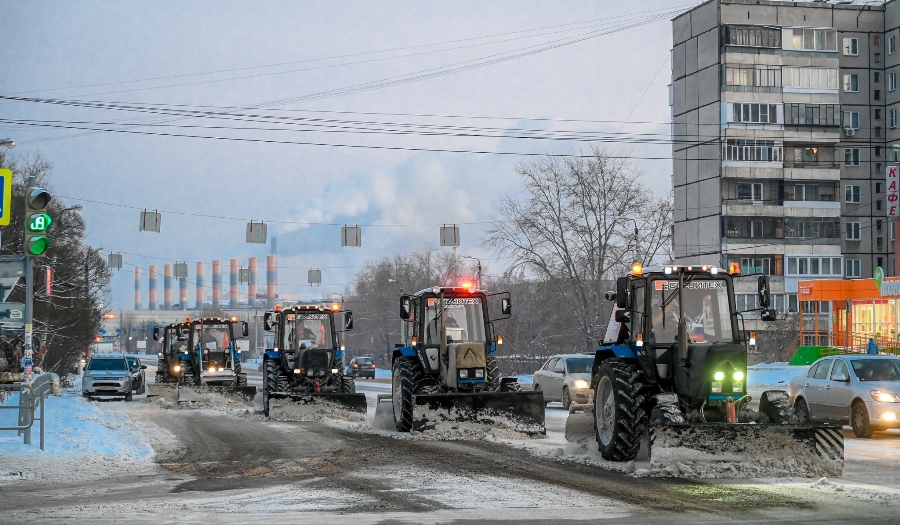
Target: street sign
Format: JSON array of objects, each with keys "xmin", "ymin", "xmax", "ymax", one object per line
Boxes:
[
  {"xmin": 0, "ymin": 169, "xmax": 11, "ymax": 227},
  {"xmin": 0, "ymin": 302, "xmax": 26, "ymax": 327}
]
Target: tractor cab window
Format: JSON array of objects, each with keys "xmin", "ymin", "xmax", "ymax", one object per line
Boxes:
[
  {"xmin": 294, "ymin": 313, "xmax": 333, "ymax": 349},
  {"xmin": 424, "ymin": 296, "xmax": 487, "ymax": 344},
  {"xmin": 649, "ymin": 278, "xmax": 735, "ymax": 344},
  {"xmin": 195, "ymin": 323, "xmax": 232, "ymax": 353}
]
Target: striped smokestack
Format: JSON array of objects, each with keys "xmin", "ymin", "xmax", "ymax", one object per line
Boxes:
[
  {"xmin": 179, "ymin": 272, "xmax": 188, "ymax": 311},
  {"xmin": 230, "ymin": 258, "xmax": 239, "ymax": 308},
  {"xmin": 134, "ymin": 267, "xmax": 141, "ymax": 310},
  {"xmin": 164, "ymin": 264, "xmax": 173, "ymax": 310},
  {"xmin": 248, "ymin": 257, "xmax": 257, "ymax": 308},
  {"xmin": 148, "ymin": 265, "xmax": 157, "ymax": 311},
  {"xmin": 196, "ymin": 262, "xmax": 204, "ymax": 309},
  {"xmin": 266, "ymin": 255, "xmax": 276, "ymax": 308},
  {"xmin": 212, "ymin": 260, "xmax": 221, "ymax": 309}
]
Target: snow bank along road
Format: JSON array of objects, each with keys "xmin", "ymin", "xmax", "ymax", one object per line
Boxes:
[{"xmin": 3, "ymin": 373, "xmax": 900, "ymax": 523}]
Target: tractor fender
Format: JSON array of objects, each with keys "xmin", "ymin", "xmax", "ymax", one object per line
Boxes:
[
  {"xmin": 589, "ymin": 345, "xmax": 638, "ymax": 389},
  {"xmin": 392, "ymin": 346, "xmax": 430, "ymax": 374},
  {"xmin": 264, "ymin": 349, "xmax": 281, "ymax": 360}
]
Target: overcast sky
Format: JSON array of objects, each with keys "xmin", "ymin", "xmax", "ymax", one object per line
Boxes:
[{"xmin": 0, "ymin": 0, "xmax": 692, "ymax": 310}]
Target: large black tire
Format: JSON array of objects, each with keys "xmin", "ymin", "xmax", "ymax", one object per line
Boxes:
[
  {"xmin": 181, "ymin": 363, "xmax": 196, "ymax": 387},
  {"xmin": 765, "ymin": 395, "xmax": 800, "ymax": 425},
  {"xmin": 156, "ymin": 359, "xmax": 168, "ymax": 384},
  {"xmin": 593, "ymin": 360, "xmax": 646, "ymax": 461},
  {"xmin": 852, "ymin": 400, "xmax": 874, "ymax": 438},
  {"xmin": 486, "ymin": 354, "xmax": 501, "ymax": 391},
  {"xmin": 794, "ymin": 397, "xmax": 811, "ymax": 423},
  {"xmin": 262, "ymin": 359, "xmax": 272, "ymax": 417},
  {"xmin": 503, "ymin": 381, "xmax": 522, "ymax": 393},
  {"xmin": 341, "ymin": 377, "xmax": 356, "ymax": 393},
  {"xmin": 236, "ymin": 374, "xmax": 247, "ymax": 387},
  {"xmin": 562, "ymin": 387, "xmax": 572, "ymax": 410},
  {"xmin": 125, "ymin": 392, "xmax": 133, "ymax": 402},
  {"xmin": 392, "ymin": 356, "xmax": 423, "ymax": 432}
]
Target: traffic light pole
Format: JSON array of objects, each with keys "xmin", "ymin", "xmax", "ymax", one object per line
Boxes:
[{"xmin": 23, "ymin": 256, "xmax": 33, "ymax": 383}]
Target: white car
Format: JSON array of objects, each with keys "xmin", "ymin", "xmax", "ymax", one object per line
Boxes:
[
  {"xmin": 532, "ymin": 354, "xmax": 594, "ymax": 409},
  {"xmin": 789, "ymin": 355, "xmax": 900, "ymax": 438}
]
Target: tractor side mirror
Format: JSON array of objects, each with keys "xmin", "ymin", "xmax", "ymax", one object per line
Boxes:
[
  {"xmin": 140, "ymin": 364, "xmax": 148, "ymax": 370},
  {"xmin": 344, "ymin": 311, "xmax": 354, "ymax": 331},
  {"xmin": 501, "ymin": 298, "xmax": 512, "ymax": 316},
  {"xmin": 614, "ymin": 309, "xmax": 630, "ymax": 323},
  {"xmin": 400, "ymin": 296, "xmax": 411, "ymax": 320},
  {"xmin": 152, "ymin": 327, "xmax": 160, "ymax": 341},
  {"xmin": 761, "ymin": 308, "xmax": 777, "ymax": 322},
  {"xmin": 605, "ymin": 291, "xmax": 616, "ymax": 302},
  {"xmin": 263, "ymin": 311, "xmax": 275, "ymax": 331},
  {"xmin": 757, "ymin": 275, "xmax": 771, "ymax": 309},
  {"xmin": 615, "ymin": 277, "xmax": 630, "ymax": 309},
  {"xmin": 241, "ymin": 321, "xmax": 249, "ymax": 337}
]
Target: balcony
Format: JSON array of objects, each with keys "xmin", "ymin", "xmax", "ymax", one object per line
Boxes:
[
  {"xmin": 782, "ymin": 166, "xmax": 841, "ymax": 180},
  {"xmin": 722, "ymin": 85, "xmax": 783, "ymax": 94}
]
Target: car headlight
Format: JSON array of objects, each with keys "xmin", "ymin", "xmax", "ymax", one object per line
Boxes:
[
  {"xmin": 573, "ymin": 379, "xmax": 590, "ymax": 389},
  {"xmin": 872, "ymin": 390, "xmax": 900, "ymax": 403}
]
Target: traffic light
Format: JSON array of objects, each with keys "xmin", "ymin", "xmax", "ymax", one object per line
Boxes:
[{"xmin": 24, "ymin": 187, "xmax": 52, "ymax": 257}]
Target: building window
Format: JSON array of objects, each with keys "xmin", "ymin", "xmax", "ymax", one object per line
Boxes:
[
  {"xmin": 876, "ymin": 53, "xmax": 882, "ymax": 64},
  {"xmin": 846, "ymin": 185, "xmax": 861, "ymax": 202},
  {"xmin": 723, "ymin": 25, "xmax": 782, "ymax": 48},
  {"xmin": 740, "ymin": 258, "xmax": 771, "ymax": 275},
  {"xmin": 785, "ymin": 103, "xmax": 840, "ymax": 126},
  {"xmin": 847, "ymin": 259, "xmax": 862, "ymax": 278},
  {"xmin": 793, "ymin": 183, "xmax": 820, "ymax": 201},
  {"xmin": 844, "ymin": 149, "xmax": 860, "ymax": 166},
  {"xmin": 789, "ymin": 28, "xmax": 838, "ymax": 52},
  {"xmin": 892, "ymin": 109, "xmax": 898, "ymax": 129},
  {"xmin": 876, "ymin": 146, "xmax": 882, "ymax": 157},
  {"xmin": 843, "ymin": 37, "xmax": 859, "ymax": 56},
  {"xmin": 724, "ymin": 65, "xmax": 782, "ymax": 87},
  {"xmin": 876, "ymin": 90, "xmax": 882, "ymax": 101},
  {"xmin": 891, "ymin": 73, "xmax": 897, "ymax": 92},
  {"xmin": 876, "ymin": 108, "xmax": 882, "ymax": 120},
  {"xmin": 876, "ymin": 71, "xmax": 882, "ymax": 83},
  {"xmin": 786, "ymin": 256, "xmax": 843, "ymax": 277},
  {"xmin": 876, "ymin": 35, "xmax": 882, "ymax": 46},
  {"xmin": 890, "ymin": 35, "xmax": 897, "ymax": 55},
  {"xmin": 878, "ymin": 238, "xmax": 884, "ymax": 249},
  {"xmin": 877, "ymin": 199, "xmax": 883, "ymax": 211},
  {"xmin": 782, "ymin": 67, "xmax": 838, "ymax": 90},
  {"xmin": 877, "ymin": 163, "xmax": 883, "ymax": 173},
  {"xmin": 876, "ymin": 126, "xmax": 883, "ymax": 138},
  {"xmin": 737, "ymin": 182, "xmax": 763, "ymax": 201},
  {"xmin": 877, "ymin": 182, "xmax": 883, "ymax": 193},
  {"xmin": 877, "ymin": 219, "xmax": 884, "ymax": 231},
  {"xmin": 843, "ymin": 74, "xmax": 859, "ymax": 92},
  {"xmin": 878, "ymin": 257, "xmax": 885, "ymax": 269},
  {"xmin": 842, "ymin": 111, "xmax": 860, "ymax": 130},
  {"xmin": 731, "ymin": 103, "xmax": 780, "ymax": 124},
  {"xmin": 784, "ymin": 218, "xmax": 840, "ymax": 239},
  {"xmin": 722, "ymin": 139, "xmax": 782, "ymax": 161},
  {"xmin": 846, "ymin": 222, "xmax": 862, "ymax": 240}
]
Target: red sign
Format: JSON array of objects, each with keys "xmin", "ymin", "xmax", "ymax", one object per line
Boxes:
[{"xmin": 887, "ymin": 165, "xmax": 900, "ymax": 217}]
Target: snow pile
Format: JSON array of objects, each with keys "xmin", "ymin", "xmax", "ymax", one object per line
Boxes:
[{"xmin": 264, "ymin": 394, "xmax": 366, "ymax": 423}]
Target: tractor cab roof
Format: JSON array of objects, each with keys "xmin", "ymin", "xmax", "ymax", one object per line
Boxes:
[
  {"xmin": 411, "ymin": 285, "xmax": 483, "ymax": 297},
  {"xmin": 627, "ymin": 263, "xmax": 740, "ymax": 279},
  {"xmin": 273, "ymin": 302, "xmax": 343, "ymax": 314}
]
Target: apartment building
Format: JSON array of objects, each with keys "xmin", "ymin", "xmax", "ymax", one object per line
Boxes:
[{"xmin": 672, "ymin": 0, "xmax": 898, "ymax": 326}]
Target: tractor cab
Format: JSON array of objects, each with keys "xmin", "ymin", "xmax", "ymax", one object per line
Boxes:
[{"xmin": 179, "ymin": 317, "xmax": 248, "ymax": 386}]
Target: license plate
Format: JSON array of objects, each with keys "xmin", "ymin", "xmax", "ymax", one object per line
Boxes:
[{"xmin": 98, "ymin": 387, "xmax": 116, "ymax": 391}]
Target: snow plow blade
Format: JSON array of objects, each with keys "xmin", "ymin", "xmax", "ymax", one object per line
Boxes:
[
  {"xmin": 266, "ymin": 392, "xmax": 368, "ymax": 417},
  {"xmin": 146, "ymin": 383, "xmax": 176, "ymax": 400},
  {"xmin": 412, "ymin": 392, "xmax": 545, "ymax": 434},
  {"xmin": 650, "ymin": 423, "xmax": 844, "ymax": 478},
  {"xmin": 175, "ymin": 386, "xmax": 258, "ymax": 404}
]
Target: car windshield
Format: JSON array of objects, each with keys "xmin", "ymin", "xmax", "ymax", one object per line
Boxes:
[
  {"xmin": 126, "ymin": 357, "xmax": 140, "ymax": 368},
  {"xmin": 566, "ymin": 358, "xmax": 593, "ymax": 374},
  {"xmin": 87, "ymin": 358, "xmax": 128, "ymax": 371},
  {"xmin": 424, "ymin": 296, "xmax": 487, "ymax": 344},
  {"xmin": 852, "ymin": 359, "xmax": 900, "ymax": 382},
  {"xmin": 649, "ymin": 277, "xmax": 735, "ymax": 344},
  {"xmin": 358, "ymin": 357, "xmax": 372, "ymax": 365}
]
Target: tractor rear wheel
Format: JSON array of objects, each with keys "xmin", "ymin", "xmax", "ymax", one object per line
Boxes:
[
  {"xmin": 236, "ymin": 374, "xmax": 247, "ymax": 387},
  {"xmin": 342, "ymin": 376, "xmax": 356, "ymax": 393},
  {"xmin": 594, "ymin": 360, "xmax": 646, "ymax": 461},
  {"xmin": 486, "ymin": 355, "xmax": 501, "ymax": 391},
  {"xmin": 392, "ymin": 356, "xmax": 422, "ymax": 432},
  {"xmin": 156, "ymin": 359, "xmax": 168, "ymax": 384},
  {"xmin": 181, "ymin": 363, "xmax": 196, "ymax": 387}
]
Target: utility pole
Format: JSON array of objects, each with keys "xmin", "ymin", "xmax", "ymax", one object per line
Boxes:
[{"xmin": 613, "ymin": 217, "xmax": 640, "ymax": 265}]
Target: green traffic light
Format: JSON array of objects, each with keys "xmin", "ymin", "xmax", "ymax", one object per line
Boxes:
[
  {"xmin": 27, "ymin": 213, "xmax": 52, "ymax": 232},
  {"xmin": 27, "ymin": 237, "xmax": 48, "ymax": 256}
]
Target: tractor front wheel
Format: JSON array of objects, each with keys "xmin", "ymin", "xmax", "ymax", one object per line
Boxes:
[
  {"xmin": 392, "ymin": 356, "xmax": 422, "ymax": 432},
  {"xmin": 594, "ymin": 360, "xmax": 646, "ymax": 461}
]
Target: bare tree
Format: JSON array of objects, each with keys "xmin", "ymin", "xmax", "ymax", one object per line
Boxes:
[{"xmin": 484, "ymin": 146, "xmax": 671, "ymax": 352}]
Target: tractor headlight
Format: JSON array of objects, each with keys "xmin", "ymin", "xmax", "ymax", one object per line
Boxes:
[
  {"xmin": 872, "ymin": 391, "xmax": 900, "ymax": 403},
  {"xmin": 573, "ymin": 379, "xmax": 590, "ymax": 389},
  {"xmin": 173, "ymin": 365, "xmax": 181, "ymax": 373},
  {"xmin": 732, "ymin": 381, "xmax": 744, "ymax": 392},
  {"xmin": 713, "ymin": 371, "xmax": 725, "ymax": 381},
  {"xmin": 459, "ymin": 370, "xmax": 469, "ymax": 379},
  {"xmin": 294, "ymin": 369, "xmax": 303, "ymax": 374},
  {"xmin": 711, "ymin": 381, "xmax": 722, "ymax": 393},
  {"xmin": 475, "ymin": 369, "xmax": 484, "ymax": 378},
  {"xmin": 209, "ymin": 366, "xmax": 216, "ymax": 373},
  {"xmin": 733, "ymin": 371, "xmax": 744, "ymax": 381},
  {"xmin": 331, "ymin": 368, "xmax": 339, "ymax": 374}
]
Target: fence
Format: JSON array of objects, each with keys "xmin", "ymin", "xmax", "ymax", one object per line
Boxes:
[{"xmin": 0, "ymin": 373, "xmax": 53, "ymax": 450}]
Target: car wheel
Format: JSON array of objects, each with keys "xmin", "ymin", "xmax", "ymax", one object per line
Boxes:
[
  {"xmin": 562, "ymin": 386, "xmax": 572, "ymax": 410},
  {"xmin": 852, "ymin": 401, "xmax": 874, "ymax": 438},
  {"xmin": 794, "ymin": 398, "xmax": 811, "ymax": 423}
]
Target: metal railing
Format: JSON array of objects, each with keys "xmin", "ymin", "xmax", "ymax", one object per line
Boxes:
[{"xmin": 0, "ymin": 373, "xmax": 53, "ymax": 450}]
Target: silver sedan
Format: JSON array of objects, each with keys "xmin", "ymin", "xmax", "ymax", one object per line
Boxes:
[
  {"xmin": 789, "ymin": 354, "xmax": 900, "ymax": 438},
  {"xmin": 532, "ymin": 354, "xmax": 594, "ymax": 409}
]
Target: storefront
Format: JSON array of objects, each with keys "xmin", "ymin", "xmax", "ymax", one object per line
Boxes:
[{"xmin": 798, "ymin": 269, "xmax": 900, "ymax": 350}]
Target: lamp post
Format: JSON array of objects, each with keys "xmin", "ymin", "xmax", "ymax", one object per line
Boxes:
[
  {"xmin": 0, "ymin": 139, "xmax": 15, "ymax": 149},
  {"xmin": 612, "ymin": 216, "xmax": 640, "ymax": 265},
  {"xmin": 462, "ymin": 255, "xmax": 482, "ymax": 290}
]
